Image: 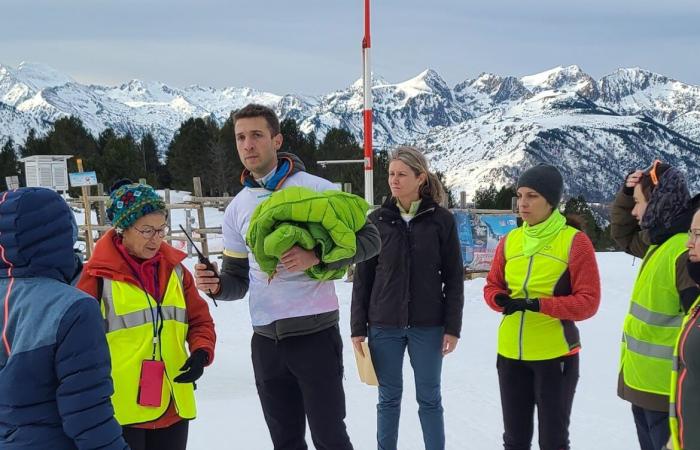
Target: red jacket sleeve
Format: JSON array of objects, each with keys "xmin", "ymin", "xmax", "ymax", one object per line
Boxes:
[
  {"xmin": 483, "ymin": 237, "xmax": 508, "ymax": 312},
  {"xmin": 538, "ymin": 232, "xmax": 601, "ymax": 321},
  {"xmin": 181, "ymin": 267, "xmax": 217, "ymax": 365}
]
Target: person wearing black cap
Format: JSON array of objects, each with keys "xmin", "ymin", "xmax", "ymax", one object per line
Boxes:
[
  {"xmin": 611, "ymin": 162, "xmax": 700, "ymax": 450},
  {"xmin": 484, "ymin": 163, "xmax": 601, "ymax": 450}
]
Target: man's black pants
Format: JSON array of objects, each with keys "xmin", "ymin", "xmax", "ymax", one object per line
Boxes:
[
  {"xmin": 251, "ymin": 325, "xmax": 354, "ymax": 450},
  {"xmin": 497, "ymin": 354, "xmax": 579, "ymax": 450}
]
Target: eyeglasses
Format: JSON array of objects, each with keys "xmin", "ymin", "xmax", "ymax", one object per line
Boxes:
[
  {"xmin": 644, "ymin": 159, "xmax": 662, "ymax": 186},
  {"xmin": 689, "ymin": 229, "xmax": 700, "ymax": 245},
  {"xmin": 133, "ymin": 225, "xmax": 170, "ymax": 239}
]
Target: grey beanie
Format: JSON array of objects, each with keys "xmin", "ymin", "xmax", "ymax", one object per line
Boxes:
[{"xmin": 517, "ymin": 164, "xmax": 564, "ymax": 207}]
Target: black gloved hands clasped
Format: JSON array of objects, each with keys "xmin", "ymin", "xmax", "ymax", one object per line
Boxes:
[
  {"xmin": 173, "ymin": 349, "xmax": 209, "ymax": 383},
  {"xmin": 495, "ymin": 294, "xmax": 540, "ymax": 315}
]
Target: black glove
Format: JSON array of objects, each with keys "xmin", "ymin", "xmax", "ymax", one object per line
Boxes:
[
  {"xmin": 173, "ymin": 349, "xmax": 209, "ymax": 383},
  {"xmin": 502, "ymin": 298, "xmax": 540, "ymax": 315},
  {"xmin": 495, "ymin": 294, "xmax": 511, "ymax": 307}
]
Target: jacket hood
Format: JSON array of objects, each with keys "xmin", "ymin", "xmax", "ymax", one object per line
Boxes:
[
  {"xmin": 648, "ymin": 193, "xmax": 700, "ymax": 245},
  {"xmin": 641, "ymin": 167, "xmax": 691, "ymax": 231},
  {"xmin": 0, "ymin": 188, "xmax": 77, "ymax": 283}
]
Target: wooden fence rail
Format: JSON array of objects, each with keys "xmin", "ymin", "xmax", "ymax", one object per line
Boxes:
[
  {"xmin": 72, "ymin": 179, "xmax": 505, "ymax": 265},
  {"xmin": 71, "ymin": 177, "xmax": 230, "ymax": 259}
]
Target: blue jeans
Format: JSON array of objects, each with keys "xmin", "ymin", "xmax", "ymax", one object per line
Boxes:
[{"xmin": 369, "ymin": 326, "xmax": 445, "ymax": 450}]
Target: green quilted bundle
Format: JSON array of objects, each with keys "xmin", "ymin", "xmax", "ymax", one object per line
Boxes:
[{"xmin": 246, "ymin": 187, "xmax": 370, "ymax": 280}]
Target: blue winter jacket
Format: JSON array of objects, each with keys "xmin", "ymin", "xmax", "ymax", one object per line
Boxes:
[{"xmin": 0, "ymin": 188, "xmax": 128, "ymax": 450}]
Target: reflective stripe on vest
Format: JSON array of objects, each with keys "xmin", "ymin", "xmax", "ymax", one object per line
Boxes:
[
  {"xmin": 101, "ymin": 265, "xmax": 196, "ymax": 425},
  {"xmin": 499, "ymin": 225, "xmax": 579, "ymax": 361},
  {"xmin": 620, "ymin": 233, "xmax": 688, "ymax": 398}
]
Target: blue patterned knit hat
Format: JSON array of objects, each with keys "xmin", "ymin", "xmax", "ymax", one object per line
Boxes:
[{"xmin": 106, "ymin": 182, "xmax": 166, "ymax": 232}]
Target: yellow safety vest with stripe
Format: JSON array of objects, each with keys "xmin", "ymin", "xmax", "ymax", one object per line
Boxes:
[
  {"xmin": 620, "ymin": 233, "xmax": 687, "ymax": 399},
  {"xmin": 499, "ymin": 225, "xmax": 580, "ymax": 361},
  {"xmin": 101, "ymin": 265, "xmax": 196, "ymax": 425},
  {"xmin": 669, "ymin": 291, "xmax": 700, "ymax": 449}
]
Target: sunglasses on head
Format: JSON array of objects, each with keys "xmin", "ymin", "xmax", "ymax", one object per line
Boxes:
[{"xmin": 643, "ymin": 159, "xmax": 662, "ymax": 186}]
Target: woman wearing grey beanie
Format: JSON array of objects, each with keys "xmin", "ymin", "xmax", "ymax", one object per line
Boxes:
[{"xmin": 483, "ymin": 163, "xmax": 601, "ymax": 450}]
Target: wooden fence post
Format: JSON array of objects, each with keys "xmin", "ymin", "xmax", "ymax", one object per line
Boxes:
[
  {"xmin": 96, "ymin": 183, "xmax": 108, "ymax": 237},
  {"xmin": 76, "ymin": 159, "xmax": 94, "ymax": 258},
  {"xmin": 192, "ymin": 177, "xmax": 209, "ymax": 258},
  {"xmin": 164, "ymin": 189, "xmax": 172, "ymax": 235}
]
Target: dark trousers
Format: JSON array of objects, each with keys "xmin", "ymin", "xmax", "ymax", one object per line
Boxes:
[
  {"xmin": 631, "ymin": 405, "xmax": 669, "ymax": 450},
  {"xmin": 122, "ymin": 419, "xmax": 189, "ymax": 450},
  {"xmin": 251, "ymin": 325, "xmax": 353, "ymax": 450},
  {"xmin": 497, "ymin": 354, "xmax": 579, "ymax": 450}
]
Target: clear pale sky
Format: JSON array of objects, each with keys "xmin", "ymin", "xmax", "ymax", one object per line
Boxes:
[{"xmin": 1, "ymin": 0, "xmax": 699, "ymax": 95}]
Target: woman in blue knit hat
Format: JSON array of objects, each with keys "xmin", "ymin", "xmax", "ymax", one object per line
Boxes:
[
  {"xmin": 484, "ymin": 164, "xmax": 601, "ymax": 450},
  {"xmin": 77, "ymin": 180, "xmax": 216, "ymax": 450}
]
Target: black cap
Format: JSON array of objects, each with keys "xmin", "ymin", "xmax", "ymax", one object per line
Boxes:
[{"xmin": 517, "ymin": 164, "xmax": 564, "ymax": 207}]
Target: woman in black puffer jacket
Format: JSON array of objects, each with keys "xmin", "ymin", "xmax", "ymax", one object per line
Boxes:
[{"xmin": 351, "ymin": 146, "xmax": 464, "ymax": 450}]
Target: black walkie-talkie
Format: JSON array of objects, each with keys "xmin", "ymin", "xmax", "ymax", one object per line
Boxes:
[{"xmin": 179, "ymin": 225, "xmax": 218, "ymax": 307}]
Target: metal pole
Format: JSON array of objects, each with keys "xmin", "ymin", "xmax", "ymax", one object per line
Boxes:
[{"xmin": 362, "ymin": 0, "xmax": 374, "ymax": 206}]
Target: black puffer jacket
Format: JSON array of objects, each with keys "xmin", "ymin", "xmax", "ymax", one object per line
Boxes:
[{"xmin": 351, "ymin": 196, "xmax": 464, "ymax": 337}]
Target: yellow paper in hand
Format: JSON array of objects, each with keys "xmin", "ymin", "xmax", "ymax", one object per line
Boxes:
[{"xmin": 353, "ymin": 341, "xmax": 378, "ymax": 386}]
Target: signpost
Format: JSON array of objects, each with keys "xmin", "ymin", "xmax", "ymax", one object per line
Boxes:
[
  {"xmin": 68, "ymin": 171, "xmax": 98, "ymax": 187},
  {"xmin": 72, "ymin": 160, "xmax": 97, "ymax": 257}
]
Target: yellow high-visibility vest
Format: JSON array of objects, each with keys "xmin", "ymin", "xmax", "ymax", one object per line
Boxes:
[
  {"xmin": 101, "ymin": 265, "xmax": 196, "ymax": 425},
  {"xmin": 620, "ymin": 233, "xmax": 687, "ymax": 398},
  {"xmin": 499, "ymin": 225, "xmax": 580, "ymax": 361}
]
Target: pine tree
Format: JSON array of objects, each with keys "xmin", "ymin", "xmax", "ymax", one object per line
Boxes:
[
  {"xmin": 140, "ymin": 133, "xmax": 162, "ymax": 187},
  {"xmin": 46, "ymin": 116, "xmax": 99, "ymax": 174},
  {"xmin": 373, "ymin": 148, "xmax": 391, "ymax": 204},
  {"xmin": 280, "ymin": 118, "xmax": 317, "ymax": 173},
  {"xmin": 218, "ymin": 116, "xmax": 245, "ymax": 195},
  {"xmin": 0, "ymin": 139, "xmax": 20, "ymax": 189},
  {"xmin": 20, "ymin": 128, "xmax": 51, "ymax": 157},
  {"xmin": 436, "ymin": 171, "xmax": 456, "ymax": 208},
  {"xmin": 166, "ymin": 118, "xmax": 217, "ymax": 194},
  {"xmin": 473, "ymin": 183, "xmax": 498, "ymax": 209},
  {"xmin": 317, "ymin": 128, "xmax": 365, "ymax": 196},
  {"xmin": 563, "ymin": 195, "xmax": 614, "ymax": 250},
  {"xmin": 97, "ymin": 133, "xmax": 146, "ymax": 188},
  {"xmin": 495, "ymin": 185, "xmax": 517, "ymax": 210}
]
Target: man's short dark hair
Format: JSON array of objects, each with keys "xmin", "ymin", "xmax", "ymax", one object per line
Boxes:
[{"xmin": 232, "ymin": 104, "xmax": 280, "ymax": 136}]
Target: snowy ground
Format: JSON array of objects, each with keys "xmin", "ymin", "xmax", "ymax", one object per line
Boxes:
[
  {"xmin": 182, "ymin": 252, "xmax": 639, "ymax": 450},
  {"xmin": 76, "ymin": 196, "xmax": 640, "ymax": 449}
]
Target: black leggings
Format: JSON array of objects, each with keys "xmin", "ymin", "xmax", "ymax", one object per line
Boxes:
[
  {"xmin": 497, "ymin": 354, "xmax": 579, "ymax": 450},
  {"xmin": 122, "ymin": 420, "xmax": 189, "ymax": 450}
]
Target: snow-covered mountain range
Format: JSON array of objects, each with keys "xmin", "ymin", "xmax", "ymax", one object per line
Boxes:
[{"xmin": 1, "ymin": 62, "xmax": 699, "ymax": 200}]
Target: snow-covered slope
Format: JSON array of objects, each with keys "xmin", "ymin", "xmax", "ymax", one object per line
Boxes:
[
  {"xmin": 1, "ymin": 62, "xmax": 699, "ymax": 199},
  {"xmin": 418, "ymin": 90, "xmax": 700, "ymax": 201}
]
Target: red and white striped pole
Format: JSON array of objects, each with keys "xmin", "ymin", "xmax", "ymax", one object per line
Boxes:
[{"xmin": 362, "ymin": 0, "xmax": 374, "ymax": 205}]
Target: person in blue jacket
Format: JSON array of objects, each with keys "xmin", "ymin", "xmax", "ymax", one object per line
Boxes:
[{"xmin": 0, "ymin": 187, "xmax": 128, "ymax": 450}]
